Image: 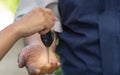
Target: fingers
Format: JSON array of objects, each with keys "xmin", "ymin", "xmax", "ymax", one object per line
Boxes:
[
  {"xmin": 43, "ymin": 8, "xmax": 55, "ymax": 25},
  {"xmin": 27, "ymin": 66, "xmax": 41, "ymax": 75},
  {"xmin": 44, "ymin": 61, "xmax": 60, "ymax": 74},
  {"xmin": 57, "ymin": 62, "xmax": 61, "ymax": 68},
  {"xmin": 39, "ymin": 8, "xmax": 55, "ymax": 22},
  {"xmin": 26, "ymin": 58, "xmax": 60, "ymax": 75},
  {"xmin": 18, "ymin": 7, "xmax": 55, "ymax": 37},
  {"xmin": 47, "ymin": 62, "xmax": 57, "ymax": 74},
  {"xmin": 39, "ymin": 28, "xmax": 50, "ymax": 35},
  {"xmin": 38, "ymin": 8, "xmax": 55, "ymax": 35},
  {"xmin": 18, "ymin": 52, "xmax": 26, "ymax": 68},
  {"xmin": 40, "ymin": 63, "xmax": 55, "ymax": 74},
  {"xmin": 43, "ymin": 8, "xmax": 54, "ymax": 17},
  {"xmin": 50, "ymin": 61, "xmax": 61, "ymax": 73},
  {"xmin": 27, "ymin": 62, "xmax": 59, "ymax": 75},
  {"xmin": 34, "ymin": 69, "xmax": 41, "ymax": 75}
]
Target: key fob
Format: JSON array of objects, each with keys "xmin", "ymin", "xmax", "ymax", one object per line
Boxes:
[{"xmin": 41, "ymin": 31, "xmax": 54, "ymax": 47}]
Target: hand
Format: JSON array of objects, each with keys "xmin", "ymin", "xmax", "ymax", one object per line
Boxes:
[
  {"xmin": 14, "ymin": 7, "xmax": 55, "ymax": 37},
  {"xmin": 18, "ymin": 44, "xmax": 60, "ymax": 75}
]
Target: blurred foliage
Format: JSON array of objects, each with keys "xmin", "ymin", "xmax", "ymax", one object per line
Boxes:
[
  {"xmin": 54, "ymin": 55, "xmax": 63, "ymax": 75},
  {"xmin": 54, "ymin": 68, "xmax": 63, "ymax": 75},
  {"xmin": 0, "ymin": 0, "xmax": 63, "ymax": 75},
  {"xmin": 0, "ymin": 0, "xmax": 18, "ymax": 13}
]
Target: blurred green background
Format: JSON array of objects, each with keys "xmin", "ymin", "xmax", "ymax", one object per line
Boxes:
[
  {"xmin": 0, "ymin": 0, "xmax": 18, "ymax": 13},
  {"xmin": 0, "ymin": 0, "xmax": 62, "ymax": 75}
]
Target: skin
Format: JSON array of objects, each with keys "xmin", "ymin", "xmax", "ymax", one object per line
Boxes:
[
  {"xmin": 0, "ymin": 7, "xmax": 55, "ymax": 61},
  {"xmin": 14, "ymin": 6, "xmax": 60, "ymax": 75},
  {"xmin": 18, "ymin": 32, "xmax": 60, "ymax": 75}
]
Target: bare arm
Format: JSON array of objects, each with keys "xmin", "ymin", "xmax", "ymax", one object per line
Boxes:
[
  {"xmin": 0, "ymin": 7, "xmax": 55, "ymax": 61},
  {"xmin": 0, "ymin": 23, "xmax": 21, "ymax": 60}
]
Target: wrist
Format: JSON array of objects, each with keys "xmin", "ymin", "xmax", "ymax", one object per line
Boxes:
[
  {"xmin": 8, "ymin": 23, "xmax": 22, "ymax": 38},
  {"xmin": 24, "ymin": 33, "xmax": 43, "ymax": 46}
]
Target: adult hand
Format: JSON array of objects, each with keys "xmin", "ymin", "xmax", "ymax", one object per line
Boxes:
[
  {"xmin": 14, "ymin": 7, "xmax": 55, "ymax": 37},
  {"xmin": 18, "ymin": 43, "xmax": 60, "ymax": 75}
]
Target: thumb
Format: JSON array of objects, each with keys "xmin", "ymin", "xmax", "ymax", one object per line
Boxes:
[{"xmin": 18, "ymin": 52, "xmax": 26, "ymax": 68}]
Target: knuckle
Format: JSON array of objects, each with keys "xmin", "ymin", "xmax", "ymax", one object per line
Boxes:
[
  {"xmin": 51, "ymin": 61, "xmax": 57, "ymax": 65},
  {"xmin": 49, "ymin": 20, "xmax": 54, "ymax": 25},
  {"xmin": 33, "ymin": 7, "xmax": 44, "ymax": 15},
  {"xmin": 40, "ymin": 16, "xmax": 46, "ymax": 22},
  {"xmin": 46, "ymin": 8, "xmax": 52, "ymax": 12},
  {"xmin": 34, "ymin": 69, "xmax": 40, "ymax": 74},
  {"xmin": 57, "ymin": 63, "xmax": 61, "ymax": 68},
  {"xmin": 29, "ymin": 70, "xmax": 34, "ymax": 75},
  {"xmin": 45, "ymin": 64, "xmax": 51, "ymax": 69},
  {"xmin": 29, "ymin": 69, "xmax": 39, "ymax": 75},
  {"xmin": 52, "ymin": 16, "xmax": 55, "ymax": 20},
  {"xmin": 48, "ymin": 9, "xmax": 52, "ymax": 13},
  {"xmin": 34, "ymin": 7, "xmax": 40, "ymax": 11},
  {"xmin": 51, "ymin": 21, "xmax": 55, "ymax": 26}
]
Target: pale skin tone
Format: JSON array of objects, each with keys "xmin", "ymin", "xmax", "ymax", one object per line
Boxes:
[
  {"xmin": 18, "ymin": 11, "xmax": 61, "ymax": 75},
  {"xmin": 0, "ymin": 7, "xmax": 55, "ymax": 60}
]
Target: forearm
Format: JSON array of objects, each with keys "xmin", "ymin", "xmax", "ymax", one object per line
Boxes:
[{"xmin": 0, "ymin": 24, "xmax": 21, "ymax": 60}]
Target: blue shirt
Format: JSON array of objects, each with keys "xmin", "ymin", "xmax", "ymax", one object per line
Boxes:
[{"xmin": 56, "ymin": 0, "xmax": 120, "ymax": 75}]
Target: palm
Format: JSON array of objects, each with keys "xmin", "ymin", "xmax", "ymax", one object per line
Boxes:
[{"xmin": 18, "ymin": 44, "xmax": 60, "ymax": 75}]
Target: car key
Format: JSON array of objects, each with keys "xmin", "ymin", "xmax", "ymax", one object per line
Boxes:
[{"xmin": 40, "ymin": 31, "xmax": 54, "ymax": 63}]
